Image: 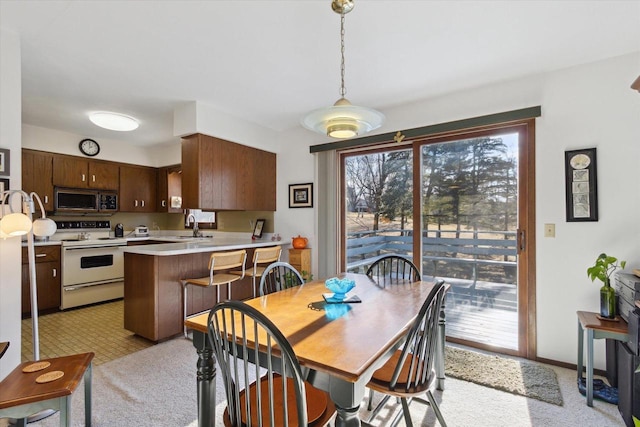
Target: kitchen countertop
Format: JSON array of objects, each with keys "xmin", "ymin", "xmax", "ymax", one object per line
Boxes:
[
  {"xmin": 121, "ymin": 237, "xmax": 286, "ymax": 256},
  {"xmin": 25, "ymin": 232, "xmax": 286, "ymax": 251}
]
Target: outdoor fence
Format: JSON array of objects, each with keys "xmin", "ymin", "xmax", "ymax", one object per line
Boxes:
[{"xmin": 346, "ymin": 228, "xmax": 518, "ymax": 310}]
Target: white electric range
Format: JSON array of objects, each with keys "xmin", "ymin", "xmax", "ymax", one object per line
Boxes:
[{"xmin": 52, "ymin": 220, "xmax": 127, "ymax": 309}]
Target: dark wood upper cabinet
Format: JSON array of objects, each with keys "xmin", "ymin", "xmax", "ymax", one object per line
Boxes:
[
  {"xmin": 22, "ymin": 149, "xmax": 54, "ymax": 211},
  {"xmin": 181, "ymin": 134, "xmax": 276, "ymax": 211},
  {"xmin": 52, "ymin": 156, "xmax": 118, "ymax": 190},
  {"xmin": 119, "ymin": 165, "xmax": 157, "ymax": 212}
]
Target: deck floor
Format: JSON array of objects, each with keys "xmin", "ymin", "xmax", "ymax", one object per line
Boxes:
[{"xmin": 443, "ymin": 281, "xmax": 519, "ymax": 350}]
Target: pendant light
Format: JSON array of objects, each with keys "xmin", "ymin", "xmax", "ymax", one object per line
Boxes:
[{"xmin": 302, "ymin": 0, "xmax": 384, "ymax": 139}]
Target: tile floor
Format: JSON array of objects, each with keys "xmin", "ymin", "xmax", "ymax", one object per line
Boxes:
[{"xmin": 21, "ymin": 299, "xmax": 154, "ymax": 366}]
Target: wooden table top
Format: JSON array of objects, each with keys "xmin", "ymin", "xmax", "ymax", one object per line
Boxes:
[
  {"xmin": 577, "ymin": 310, "xmax": 628, "ymax": 334},
  {"xmin": 185, "ymin": 273, "xmax": 442, "ymax": 383},
  {"xmin": 0, "ymin": 352, "xmax": 94, "ymax": 409}
]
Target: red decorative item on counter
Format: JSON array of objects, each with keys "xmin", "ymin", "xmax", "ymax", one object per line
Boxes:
[{"xmin": 292, "ymin": 235, "xmax": 308, "ymax": 249}]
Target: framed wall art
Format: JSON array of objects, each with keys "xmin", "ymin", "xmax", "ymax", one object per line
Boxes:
[
  {"xmin": 0, "ymin": 178, "xmax": 9, "ymax": 202},
  {"xmin": 289, "ymin": 183, "xmax": 313, "ymax": 208},
  {"xmin": 253, "ymin": 218, "xmax": 265, "ymax": 238},
  {"xmin": 565, "ymin": 148, "xmax": 598, "ymax": 222},
  {"xmin": 0, "ymin": 148, "xmax": 9, "ymax": 176}
]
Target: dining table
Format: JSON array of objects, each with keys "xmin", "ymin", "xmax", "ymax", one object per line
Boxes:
[{"xmin": 184, "ymin": 272, "xmax": 449, "ymax": 427}]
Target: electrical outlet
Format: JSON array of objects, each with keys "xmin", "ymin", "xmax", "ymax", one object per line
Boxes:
[{"xmin": 544, "ymin": 223, "xmax": 555, "ymax": 238}]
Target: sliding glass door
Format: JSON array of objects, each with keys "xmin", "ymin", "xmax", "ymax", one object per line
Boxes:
[{"xmin": 340, "ymin": 121, "xmax": 535, "ymax": 357}]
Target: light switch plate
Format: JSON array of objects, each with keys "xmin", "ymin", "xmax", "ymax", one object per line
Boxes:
[{"xmin": 544, "ymin": 223, "xmax": 555, "ymax": 238}]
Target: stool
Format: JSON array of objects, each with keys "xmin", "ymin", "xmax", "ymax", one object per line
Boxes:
[
  {"xmin": 0, "ymin": 352, "xmax": 94, "ymax": 426},
  {"xmin": 576, "ymin": 310, "xmax": 628, "ymax": 406},
  {"xmin": 182, "ymin": 249, "xmax": 247, "ymax": 338},
  {"xmin": 231, "ymin": 245, "xmax": 282, "ymax": 298}
]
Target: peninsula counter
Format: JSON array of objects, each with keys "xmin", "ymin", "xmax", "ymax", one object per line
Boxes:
[{"xmin": 122, "ymin": 238, "xmax": 285, "ymax": 341}]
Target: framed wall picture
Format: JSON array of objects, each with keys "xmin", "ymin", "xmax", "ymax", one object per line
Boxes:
[
  {"xmin": 0, "ymin": 178, "xmax": 9, "ymax": 202},
  {"xmin": 289, "ymin": 183, "xmax": 313, "ymax": 208},
  {"xmin": 565, "ymin": 148, "xmax": 598, "ymax": 222},
  {"xmin": 0, "ymin": 148, "xmax": 9, "ymax": 176},
  {"xmin": 253, "ymin": 218, "xmax": 265, "ymax": 238}
]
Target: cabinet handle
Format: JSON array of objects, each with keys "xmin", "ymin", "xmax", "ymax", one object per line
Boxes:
[
  {"xmin": 36, "ymin": 253, "xmax": 47, "ymax": 258},
  {"xmin": 82, "ymin": 174, "xmax": 86, "ymax": 182},
  {"xmin": 162, "ymin": 200, "xmax": 166, "ymax": 207},
  {"xmin": 92, "ymin": 175, "xmax": 96, "ymax": 182},
  {"xmin": 141, "ymin": 200, "xmax": 145, "ymax": 207},
  {"xmin": 44, "ymin": 195, "xmax": 48, "ymax": 204},
  {"xmin": 52, "ymin": 268, "xmax": 57, "ymax": 278}
]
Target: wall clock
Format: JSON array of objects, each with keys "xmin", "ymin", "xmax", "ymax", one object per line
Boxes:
[{"xmin": 79, "ymin": 139, "xmax": 100, "ymax": 157}]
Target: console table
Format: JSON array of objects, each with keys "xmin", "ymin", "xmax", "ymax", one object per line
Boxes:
[{"xmin": 576, "ymin": 310, "xmax": 629, "ymax": 406}]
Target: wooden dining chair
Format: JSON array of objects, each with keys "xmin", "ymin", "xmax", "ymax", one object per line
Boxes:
[
  {"xmin": 366, "ymin": 254, "xmax": 421, "ymax": 284},
  {"xmin": 259, "ymin": 261, "xmax": 305, "ymax": 296},
  {"xmin": 181, "ymin": 249, "xmax": 247, "ymax": 338},
  {"xmin": 208, "ymin": 300, "xmax": 336, "ymax": 427},
  {"xmin": 366, "ymin": 280, "xmax": 448, "ymax": 427},
  {"xmin": 231, "ymin": 245, "xmax": 282, "ymax": 298}
]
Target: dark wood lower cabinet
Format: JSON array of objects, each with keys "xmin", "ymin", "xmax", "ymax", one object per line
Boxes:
[
  {"xmin": 124, "ymin": 249, "xmax": 255, "ymax": 342},
  {"xmin": 21, "ymin": 245, "xmax": 61, "ymax": 318}
]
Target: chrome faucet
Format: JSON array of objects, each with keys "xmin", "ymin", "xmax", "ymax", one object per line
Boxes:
[{"xmin": 186, "ymin": 213, "xmax": 201, "ymax": 237}]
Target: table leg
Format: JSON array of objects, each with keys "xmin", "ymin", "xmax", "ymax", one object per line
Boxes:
[
  {"xmin": 577, "ymin": 319, "xmax": 584, "ymax": 382},
  {"xmin": 586, "ymin": 328, "xmax": 594, "ymax": 407},
  {"xmin": 192, "ymin": 330, "xmax": 216, "ymax": 427},
  {"xmin": 436, "ymin": 297, "xmax": 446, "ymax": 390},
  {"xmin": 334, "ymin": 405, "xmax": 361, "ymax": 427},
  {"xmin": 60, "ymin": 396, "xmax": 70, "ymax": 427},
  {"xmin": 84, "ymin": 362, "xmax": 92, "ymax": 426}
]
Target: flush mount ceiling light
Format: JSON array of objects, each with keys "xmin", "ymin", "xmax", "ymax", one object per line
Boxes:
[
  {"xmin": 89, "ymin": 111, "xmax": 139, "ymax": 131},
  {"xmin": 302, "ymin": 0, "xmax": 384, "ymax": 139}
]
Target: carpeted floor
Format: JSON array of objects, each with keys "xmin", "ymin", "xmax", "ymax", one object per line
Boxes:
[{"xmin": 11, "ymin": 338, "xmax": 625, "ymax": 427}]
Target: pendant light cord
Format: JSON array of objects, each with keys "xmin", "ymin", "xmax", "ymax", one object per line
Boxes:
[{"xmin": 340, "ymin": 9, "xmax": 347, "ymax": 98}]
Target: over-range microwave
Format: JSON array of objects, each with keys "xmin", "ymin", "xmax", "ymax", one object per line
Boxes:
[{"xmin": 54, "ymin": 188, "xmax": 118, "ymax": 214}]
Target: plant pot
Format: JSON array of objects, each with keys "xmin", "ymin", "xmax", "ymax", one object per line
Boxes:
[{"xmin": 599, "ymin": 284, "xmax": 616, "ymax": 319}]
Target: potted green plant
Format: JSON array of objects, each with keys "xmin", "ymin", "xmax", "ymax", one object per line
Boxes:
[{"xmin": 586, "ymin": 253, "xmax": 626, "ymax": 319}]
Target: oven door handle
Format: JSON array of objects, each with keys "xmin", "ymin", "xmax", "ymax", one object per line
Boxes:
[
  {"xmin": 64, "ymin": 245, "xmax": 125, "ymax": 251},
  {"xmin": 64, "ymin": 279, "xmax": 123, "ymax": 291}
]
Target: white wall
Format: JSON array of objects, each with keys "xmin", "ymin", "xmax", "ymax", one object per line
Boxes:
[
  {"xmin": 0, "ymin": 28, "xmax": 23, "ymax": 380},
  {"xmin": 275, "ymin": 52, "xmax": 640, "ymax": 369},
  {"xmin": 22, "ymin": 124, "xmax": 166, "ymax": 167}
]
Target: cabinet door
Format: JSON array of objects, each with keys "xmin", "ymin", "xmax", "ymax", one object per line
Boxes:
[
  {"xmin": 22, "ymin": 150, "xmax": 54, "ymax": 211},
  {"xmin": 120, "ymin": 165, "xmax": 157, "ymax": 212},
  {"xmin": 181, "ymin": 134, "xmax": 276, "ymax": 211},
  {"xmin": 22, "ymin": 262, "xmax": 61, "ymax": 316},
  {"xmin": 22, "ymin": 246, "xmax": 61, "ymax": 316},
  {"xmin": 88, "ymin": 161, "xmax": 119, "ymax": 189},
  {"xmin": 53, "ymin": 156, "xmax": 89, "ymax": 188}
]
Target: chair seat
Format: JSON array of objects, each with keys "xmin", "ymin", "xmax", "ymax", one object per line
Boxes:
[
  {"xmin": 230, "ymin": 265, "xmax": 267, "ymax": 278},
  {"xmin": 222, "ymin": 375, "xmax": 335, "ymax": 427},
  {"xmin": 183, "ymin": 273, "xmax": 243, "ymax": 288},
  {"xmin": 367, "ymin": 350, "xmax": 436, "ymax": 396}
]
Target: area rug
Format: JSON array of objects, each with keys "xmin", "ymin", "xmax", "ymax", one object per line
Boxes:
[{"xmin": 445, "ymin": 346, "xmax": 564, "ymax": 406}]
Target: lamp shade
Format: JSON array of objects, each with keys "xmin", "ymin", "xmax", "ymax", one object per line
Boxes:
[
  {"xmin": 33, "ymin": 218, "xmax": 57, "ymax": 237},
  {"xmin": 0, "ymin": 212, "xmax": 32, "ymax": 236},
  {"xmin": 301, "ymin": 97, "xmax": 385, "ymax": 139}
]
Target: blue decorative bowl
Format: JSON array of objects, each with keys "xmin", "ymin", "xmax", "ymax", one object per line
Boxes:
[{"xmin": 325, "ymin": 277, "xmax": 356, "ymax": 301}]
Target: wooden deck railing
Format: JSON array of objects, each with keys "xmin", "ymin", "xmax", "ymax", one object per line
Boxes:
[{"xmin": 346, "ymin": 229, "xmax": 518, "ymax": 309}]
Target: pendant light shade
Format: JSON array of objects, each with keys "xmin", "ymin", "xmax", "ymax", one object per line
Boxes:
[
  {"xmin": 302, "ymin": 97, "xmax": 385, "ymax": 138},
  {"xmin": 302, "ymin": 0, "xmax": 384, "ymax": 139}
]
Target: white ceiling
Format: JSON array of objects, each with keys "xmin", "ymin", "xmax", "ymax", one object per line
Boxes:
[{"xmin": 1, "ymin": 0, "xmax": 639, "ymax": 148}]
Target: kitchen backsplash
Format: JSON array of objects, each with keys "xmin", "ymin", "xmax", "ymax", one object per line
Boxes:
[{"xmin": 50, "ymin": 210, "xmax": 274, "ymax": 233}]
